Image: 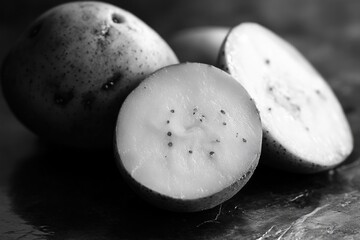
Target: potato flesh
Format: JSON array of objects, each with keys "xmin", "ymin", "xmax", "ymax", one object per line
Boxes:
[
  {"xmin": 116, "ymin": 64, "xmax": 261, "ymax": 199},
  {"xmin": 223, "ymin": 23, "xmax": 353, "ymax": 167}
]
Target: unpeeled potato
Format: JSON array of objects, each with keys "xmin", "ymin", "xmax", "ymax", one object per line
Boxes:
[{"xmin": 1, "ymin": 1, "xmax": 178, "ymax": 148}]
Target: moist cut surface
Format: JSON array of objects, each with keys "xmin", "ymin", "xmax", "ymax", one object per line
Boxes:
[
  {"xmin": 219, "ymin": 23, "xmax": 353, "ymax": 172},
  {"xmin": 115, "ymin": 63, "xmax": 262, "ymax": 210}
]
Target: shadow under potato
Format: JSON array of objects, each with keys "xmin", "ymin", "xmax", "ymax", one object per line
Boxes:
[
  {"xmin": 7, "ymin": 141, "xmax": 354, "ymax": 239},
  {"xmin": 6, "ymin": 143, "xmax": 238, "ymax": 239}
]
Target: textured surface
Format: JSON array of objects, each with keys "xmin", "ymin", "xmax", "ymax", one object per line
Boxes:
[
  {"xmin": 1, "ymin": 0, "xmax": 360, "ymax": 239},
  {"xmin": 1, "ymin": 2, "xmax": 178, "ymax": 149}
]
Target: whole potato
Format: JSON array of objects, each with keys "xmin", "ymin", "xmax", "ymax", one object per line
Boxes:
[{"xmin": 1, "ymin": 1, "xmax": 178, "ymax": 149}]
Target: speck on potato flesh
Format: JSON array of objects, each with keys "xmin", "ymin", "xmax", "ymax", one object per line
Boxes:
[
  {"xmin": 115, "ymin": 63, "xmax": 262, "ymax": 212},
  {"xmin": 218, "ymin": 22, "xmax": 353, "ymax": 173}
]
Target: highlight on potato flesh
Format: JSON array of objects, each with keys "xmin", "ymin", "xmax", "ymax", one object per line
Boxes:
[
  {"xmin": 115, "ymin": 63, "xmax": 262, "ymax": 211},
  {"xmin": 218, "ymin": 22, "xmax": 353, "ymax": 173}
]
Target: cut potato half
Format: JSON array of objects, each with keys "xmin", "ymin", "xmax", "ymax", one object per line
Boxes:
[
  {"xmin": 219, "ymin": 22, "xmax": 353, "ymax": 173},
  {"xmin": 115, "ymin": 63, "xmax": 262, "ymax": 211}
]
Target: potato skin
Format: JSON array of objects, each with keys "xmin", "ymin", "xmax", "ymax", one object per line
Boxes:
[
  {"xmin": 1, "ymin": 1, "xmax": 178, "ymax": 149},
  {"xmin": 260, "ymin": 130, "xmax": 334, "ymax": 173}
]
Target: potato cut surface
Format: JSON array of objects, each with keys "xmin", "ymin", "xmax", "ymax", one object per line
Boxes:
[
  {"xmin": 115, "ymin": 63, "xmax": 262, "ymax": 201},
  {"xmin": 219, "ymin": 23, "xmax": 353, "ymax": 171}
]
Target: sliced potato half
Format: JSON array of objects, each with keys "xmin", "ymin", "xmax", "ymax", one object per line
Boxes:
[
  {"xmin": 219, "ymin": 22, "xmax": 353, "ymax": 173},
  {"xmin": 114, "ymin": 63, "xmax": 262, "ymax": 211}
]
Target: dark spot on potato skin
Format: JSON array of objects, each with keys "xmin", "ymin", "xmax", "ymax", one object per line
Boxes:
[
  {"xmin": 28, "ymin": 21, "xmax": 42, "ymax": 38},
  {"xmin": 101, "ymin": 72, "xmax": 123, "ymax": 91},
  {"xmin": 2, "ymin": 1, "xmax": 179, "ymax": 149},
  {"xmin": 96, "ymin": 38, "xmax": 109, "ymax": 52},
  {"xmin": 315, "ymin": 89, "xmax": 327, "ymax": 101},
  {"xmin": 127, "ymin": 25, "xmax": 137, "ymax": 32},
  {"xmin": 112, "ymin": 13, "xmax": 125, "ymax": 24},
  {"xmin": 58, "ymin": 14, "xmax": 68, "ymax": 28},
  {"xmin": 54, "ymin": 89, "xmax": 74, "ymax": 106},
  {"xmin": 81, "ymin": 10, "xmax": 96, "ymax": 21},
  {"xmin": 81, "ymin": 13, "xmax": 91, "ymax": 21},
  {"xmin": 81, "ymin": 91, "xmax": 96, "ymax": 110}
]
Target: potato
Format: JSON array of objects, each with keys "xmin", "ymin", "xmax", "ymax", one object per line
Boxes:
[
  {"xmin": 169, "ymin": 27, "xmax": 229, "ymax": 65},
  {"xmin": 114, "ymin": 63, "xmax": 262, "ymax": 211},
  {"xmin": 1, "ymin": 1, "xmax": 178, "ymax": 149},
  {"xmin": 218, "ymin": 22, "xmax": 353, "ymax": 173}
]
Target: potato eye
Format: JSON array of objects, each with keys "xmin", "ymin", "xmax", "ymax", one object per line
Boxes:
[
  {"xmin": 112, "ymin": 13, "xmax": 124, "ymax": 24},
  {"xmin": 29, "ymin": 22, "xmax": 42, "ymax": 38}
]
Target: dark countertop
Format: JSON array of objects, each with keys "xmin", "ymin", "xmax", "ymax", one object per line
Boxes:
[{"xmin": 1, "ymin": 0, "xmax": 360, "ymax": 239}]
